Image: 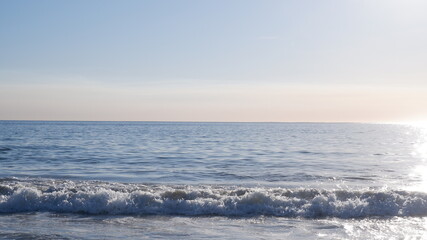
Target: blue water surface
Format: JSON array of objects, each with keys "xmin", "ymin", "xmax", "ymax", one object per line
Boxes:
[{"xmin": 0, "ymin": 121, "xmax": 421, "ymax": 188}]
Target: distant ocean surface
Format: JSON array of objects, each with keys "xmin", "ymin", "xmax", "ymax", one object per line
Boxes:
[{"xmin": 1, "ymin": 121, "xmax": 427, "ymax": 239}]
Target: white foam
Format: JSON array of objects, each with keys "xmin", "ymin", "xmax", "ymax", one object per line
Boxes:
[{"xmin": 1, "ymin": 178, "xmax": 426, "ymax": 218}]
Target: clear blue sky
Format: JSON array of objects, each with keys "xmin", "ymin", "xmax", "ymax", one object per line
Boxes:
[{"xmin": 1, "ymin": 0, "xmax": 427, "ymax": 122}]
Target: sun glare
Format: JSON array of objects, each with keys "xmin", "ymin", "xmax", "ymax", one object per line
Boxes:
[
  {"xmin": 409, "ymin": 122, "xmax": 427, "ymax": 130},
  {"xmin": 407, "ymin": 122, "xmax": 427, "ymax": 192},
  {"xmin": 394, "ymin": 120, "xmax": 427, "ymax": 133}
]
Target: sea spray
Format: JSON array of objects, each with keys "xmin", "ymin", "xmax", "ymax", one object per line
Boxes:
[{"xmin": 1, "ymin": 178, "xmax": 427, "ymax": 218}]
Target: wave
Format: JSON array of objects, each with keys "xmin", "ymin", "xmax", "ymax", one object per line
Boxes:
[{"xmin": 1, "ymin": 178, "xmax": 426, "ymax": 218}]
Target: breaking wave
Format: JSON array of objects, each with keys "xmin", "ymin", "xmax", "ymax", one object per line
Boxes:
[{"xmin": 1, "ymin": 178, "xmax": 426, "ymax": 218}]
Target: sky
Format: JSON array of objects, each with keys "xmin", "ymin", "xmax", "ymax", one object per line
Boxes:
[{"xmin": 1, "ymin": 0, "xmax": 427, "ymax": 122}]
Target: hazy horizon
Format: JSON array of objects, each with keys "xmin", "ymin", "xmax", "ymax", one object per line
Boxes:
[{"xmin": 1, "ymin": 0, "xmax": 427, "ymax": 123}]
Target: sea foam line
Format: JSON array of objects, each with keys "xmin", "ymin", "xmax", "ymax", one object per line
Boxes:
[{"xmin": 1, "ymin": 178, "xmax": 426, "ymax": 218}]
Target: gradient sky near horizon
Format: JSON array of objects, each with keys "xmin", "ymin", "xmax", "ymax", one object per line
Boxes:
[{"xmin": 1, "ymin": 0, "xmax": 427, "ymax": 122}]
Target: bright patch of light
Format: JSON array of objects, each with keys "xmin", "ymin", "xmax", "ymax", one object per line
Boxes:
[
  {"xmin": 407, "ymin": 123, "xmax": 427, "ymax": 192},
  {"xmin": 408, "ymin": 165, "xmax": 427, "ymax": 192},
  {"xmin": 409, "ymin": 122, "xmax": 427, "ymax": 130}
]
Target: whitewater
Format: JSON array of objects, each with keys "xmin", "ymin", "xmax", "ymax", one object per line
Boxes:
[
  {"xmin": 1, "ymin": 121, "xmax": 427, "ymax": 239},
  {"xmin": 1, "ymin": 178, "xmax": 427, "ymax": 218}
]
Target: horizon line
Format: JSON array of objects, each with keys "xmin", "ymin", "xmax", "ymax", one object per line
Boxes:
[{"xmin": 0, "ymin": 119, "xmax": 399, "ymax": 124}]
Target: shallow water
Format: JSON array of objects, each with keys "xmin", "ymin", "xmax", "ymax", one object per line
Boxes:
[
  {"xmin": 1, "ymin": 121, "xmax": 426, "ymax": 239},
  {"xmin": 1, "ymin": 213, "xmax": 426, "ymax": 240}
]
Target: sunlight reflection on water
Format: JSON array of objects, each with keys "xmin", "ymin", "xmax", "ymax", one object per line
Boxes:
[{"xmin": 408, "ymin": 123, "xmax": 427, "ymax": 192}]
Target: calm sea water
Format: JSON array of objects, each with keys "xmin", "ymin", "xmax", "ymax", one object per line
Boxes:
[{"xmin": 1, "ymin": 121, "xmax": 427, "ymax": 239}]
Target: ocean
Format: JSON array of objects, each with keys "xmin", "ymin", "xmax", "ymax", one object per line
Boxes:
[{"xmin": 0, "ymin": 121, "xmax": 426, "ymax": 239}]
